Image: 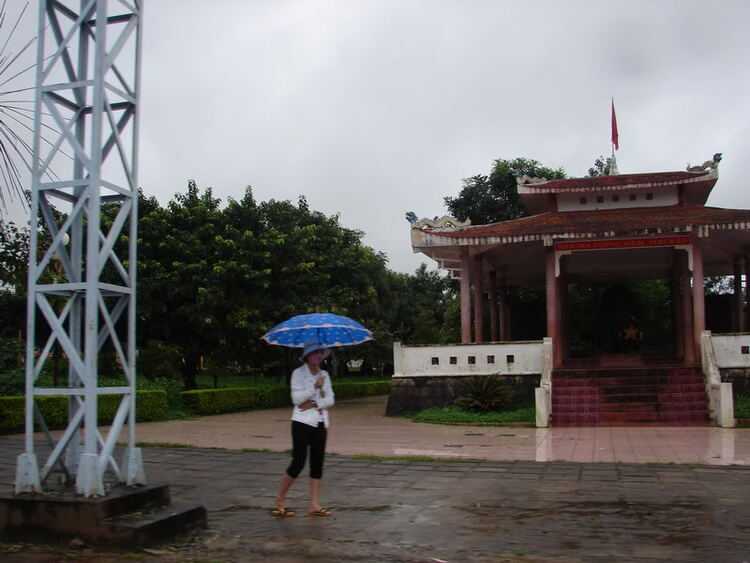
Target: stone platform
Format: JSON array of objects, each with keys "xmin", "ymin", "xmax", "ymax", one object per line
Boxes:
[{"xmin": 0, "ymin": 481, "xmax": 206, "ymax": 545}]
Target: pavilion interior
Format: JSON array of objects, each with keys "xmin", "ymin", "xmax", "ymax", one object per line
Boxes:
[{"xmin": 433, "ymin": 237, "xmax": 749, "ymax": 365}]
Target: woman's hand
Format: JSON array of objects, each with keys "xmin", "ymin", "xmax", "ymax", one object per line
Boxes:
[{"xmin": 299, "ymin": 400, "xmax": 317, "ymax": 411}]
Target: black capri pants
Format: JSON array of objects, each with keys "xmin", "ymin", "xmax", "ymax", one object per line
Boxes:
[{"xmin": 286, "ymin": 421, "xmax": 327, "ymax": 479}]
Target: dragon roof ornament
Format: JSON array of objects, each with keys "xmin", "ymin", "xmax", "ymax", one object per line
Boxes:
[
  {"xmin": 405, "ymin": 212, "xmax": 471, "ymax": 230},
  {"xmin": 515, "ymin": 174, "xmax": 549, "ymax": 186},
  {"xmin": 686, "ymin": 153, "xmax": 722, "ymax": 173}
]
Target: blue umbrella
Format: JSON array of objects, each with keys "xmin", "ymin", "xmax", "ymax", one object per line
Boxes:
[{"xmin": 261, "ymin": 313, "xmax": 374, "ymax": 348}]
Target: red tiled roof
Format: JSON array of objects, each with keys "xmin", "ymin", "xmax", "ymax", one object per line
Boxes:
[
  {"xmin": 436, "ymin": 205, "xmax": 750, "ymax": 239},
  {"xmin": 519, "ymin": 170, "xmax": 711, "ymax": 192}
]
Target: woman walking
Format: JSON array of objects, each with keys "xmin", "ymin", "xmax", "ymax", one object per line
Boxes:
[{"xmin": 273, "ymin": 341, "xmax": 335, "ymax": 517}]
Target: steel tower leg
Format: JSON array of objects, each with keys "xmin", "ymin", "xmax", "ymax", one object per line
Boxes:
[{"xmin": 15, "ymin": 0, "xmax": 144, "ymax": 497}]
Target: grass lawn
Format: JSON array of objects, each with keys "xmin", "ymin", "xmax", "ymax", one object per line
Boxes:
[
  {"xmin": 735, "ymin": 395, "xmax": 750, "ymax": 419},
  {"xmin": 411, "ymin": 405, "xmax": 535, "ymax": 426}
]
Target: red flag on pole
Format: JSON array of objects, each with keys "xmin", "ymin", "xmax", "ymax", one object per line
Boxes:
[{"xmin": 611, "ymin": 99, "xmax": 619, "ymax": 151}]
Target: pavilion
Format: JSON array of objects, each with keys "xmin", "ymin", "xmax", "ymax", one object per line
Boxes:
[{"xmin": 392, "ymin": 157, "xmax": 748, "ymax": 426}]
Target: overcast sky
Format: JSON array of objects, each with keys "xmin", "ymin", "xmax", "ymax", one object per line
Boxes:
[{"xmin": 7, "ymin": 1, "xmax": 750, "ymax": 273}]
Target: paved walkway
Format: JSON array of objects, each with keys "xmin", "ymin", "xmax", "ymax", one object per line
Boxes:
[
  {"xmin": 1, "ymin": 438, "xmax": 749, "ymax": 562},
  {"xmin": 11, "ymin": 395, "xmax": 746, "ymax": 465},
  {"xmin": 3, "ymin": 396, "xmax": 750, "ymax": 562}
]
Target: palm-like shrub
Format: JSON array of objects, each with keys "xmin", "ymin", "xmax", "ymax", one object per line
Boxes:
[{"xmin": 453, "ymin": 376, "xmax": 515, "ymax": 412}]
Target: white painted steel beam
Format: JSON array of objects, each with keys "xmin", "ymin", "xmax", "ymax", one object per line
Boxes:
[{"xmin": 15, "ymin": 0, "xmax": 144, "ymax": 497}]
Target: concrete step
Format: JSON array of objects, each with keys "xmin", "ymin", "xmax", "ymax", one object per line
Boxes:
[
  {"xmin": 552, "ymin": 392, "xmax": 709, "ymax": 406},
  {"xmin": 549, "ymin": 365, "xmax": 710, "ymax": 427},
  {"xmin": 554, "ymin": 366, "xmax": 700, "ymax": 378},
  {"xmin": 552, "ymin": 381, "xmax": 706, "ymax": 396},
  {"xmin": 552, "ymin": 410, "xmax": 711, "ymax": 426},
  {"xmin": 104, "ymin": 499, "xmax": 208, "ymax": 546},
  {"xmin": 553, "ymin": 376, "xmax": 704, "ymax": 387}
]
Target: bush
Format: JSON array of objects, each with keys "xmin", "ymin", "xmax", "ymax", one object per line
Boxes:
[
  {"xmin": 332, "ymin": 381, "xmax": 391, "ymax": 400},
  {"xmin": 736, "ymin": 395, "xmax": 750, "ymax": 419},
  {"xmin": 0, "ymin": 339, "xmax": 24, "ymax": 396},
  {"xmin": 138, "ymin": 376, "xmax": 185, "ymax": 409},
  {"xmin": 453, "ymin": 376, "xmax": 515, "ymax": 412},
  {"xmin": 182, "ymin": 386, "xmax": 290, "ymax": 415},
  {"xmin": 138, "ymin": 340, "xmax": 182, "ymax": 380},
  {"xmin": 0, "ymin": 367, "xmax": 24, "ymax": 396},
  {"xmin": 0, "ymin": 390, "xmax": 167, "ymax": 433}
]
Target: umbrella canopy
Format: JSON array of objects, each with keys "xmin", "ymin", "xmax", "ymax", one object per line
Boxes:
[{"xmin": 261, "ymin": 313, "xmax": 374, "ymax": 348}]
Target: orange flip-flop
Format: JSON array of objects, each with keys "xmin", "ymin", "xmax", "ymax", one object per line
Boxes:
[
  {"xmin": 309, "ymin": 508, "xmax": 332, "ymax": 517},
  {"xmin": 272, "ymin": 507, "xmax": 295, "ymax": 517}
]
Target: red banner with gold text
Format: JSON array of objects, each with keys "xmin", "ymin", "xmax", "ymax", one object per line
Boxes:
[{"xmin": 554, "ymin": 236, "xmax": 690, "ymax": 252}]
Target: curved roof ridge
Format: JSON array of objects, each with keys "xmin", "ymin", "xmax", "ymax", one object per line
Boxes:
[{"xmin": 518, "ymin": 169, "xmax": 715, "ymax": 193}]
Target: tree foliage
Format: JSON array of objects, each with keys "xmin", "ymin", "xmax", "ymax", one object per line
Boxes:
[
  {"xmin": 129, "ymin": 181, "xmax": 456, "ymax": 388},
  {"xmin": 444, "ymin": 157, "xmax": 565, "ymax": 225},
  {"xmin": 0, "ymin": 221, "xmax": 30, "ymax": 340},
  {"xmin": 588, "ymin": 155, "xmax": 614, "ymax": 177}
]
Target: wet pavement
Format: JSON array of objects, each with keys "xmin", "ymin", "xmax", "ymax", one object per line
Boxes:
[
  {"xmin": 38, "ymin": 395, "xmax": 750, "ymax": 465},
  {"xmin": 2, "ymin": 399, "xmax": 750, "ymax": 561}
]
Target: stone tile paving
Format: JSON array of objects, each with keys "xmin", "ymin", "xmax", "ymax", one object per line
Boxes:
[
  {"xmin": 3, "ymin": 395, "xmax": 750, "ymax": 561},
  {"xmin": 2, "ymin": 438, "xmax": 750, "ymax": 562}
]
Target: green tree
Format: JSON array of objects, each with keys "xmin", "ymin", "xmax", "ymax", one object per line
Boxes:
[
  {"xmin": 136, "ymin": 180, "xmax": 227, "ymax": 389},
  {"xmin": 588, "ymin": 155, "xmax": 613, "ymax": 177},
  {"xmin": 0, "ymin": 221, "xmax": 30, "ymax": 294},
  {"xmin": 0, "ymin": 221, "xmax": 30, "ymax": 341},
  {"xmin": 444, "ymin": 157, "xmax": 565, "ymax": 225}
]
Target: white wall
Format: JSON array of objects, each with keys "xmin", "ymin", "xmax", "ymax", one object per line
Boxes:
[
  {"xmin": 711, "ymin": 334, "xmax": 750, "ymax": 368},
  {"xmin": 393, "ymin": 341, "xmax": 543, "ymax": 378},
  {"xmin": 557, "ymin": 186, "xmax": 677, "ymax": 212}
]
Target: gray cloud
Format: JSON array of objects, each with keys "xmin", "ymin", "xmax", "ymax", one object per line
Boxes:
[{"xmin": 9, "ymin": 0, "xmax": 750, "ymax": 273}]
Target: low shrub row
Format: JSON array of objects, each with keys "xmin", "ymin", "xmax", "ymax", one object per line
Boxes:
[
  {"xmin": 0, "ymin": 390, "xmax": 167, "ymax": 433},
  {"xmin": 182, "ymin": 380, "xmax": 391, "ymax": 415},
  {"xmin": 181, "ymin": 386, "xmax": 290, "ymax": 415},
  {"xmin": 0, "ymin": 380, "xmax": 393, "ymax": 429},
  {"xmin": 331, "ymin": 381, "xmax": 391, "ymax": 400}
]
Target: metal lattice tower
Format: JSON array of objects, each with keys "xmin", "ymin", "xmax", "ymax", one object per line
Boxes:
[{"xmin": 15, "ymin": 0, "xmax": 144, "ymax": 496}]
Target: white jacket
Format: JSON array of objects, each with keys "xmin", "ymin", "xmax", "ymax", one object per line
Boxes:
[{"xmin": 290, "ymin": 364, "xmax": 335, "ymax": 428}]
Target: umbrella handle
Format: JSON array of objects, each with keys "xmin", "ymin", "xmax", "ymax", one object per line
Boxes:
[{"xmin": 316, "ymin": 375, "xmax": 326, "ymax": 398}]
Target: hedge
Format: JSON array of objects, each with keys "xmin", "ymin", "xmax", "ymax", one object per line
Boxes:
[
  {"xmin": 182, "ymin": 380, "xmax": 392, "ymax": 415},
  {"xmin": 333, "ymin": 381, "xmax": 391, "ymax": 400},
  {"xmin": 0, "ymin": 390, "xmax": 167, "ymax": 433},
  {"xmin": 181, "ymin": 386, "xmax": 290, "ymax": 415}
]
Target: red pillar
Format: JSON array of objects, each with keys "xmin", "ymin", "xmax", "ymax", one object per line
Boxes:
[
  {"xmin": 671, "ymin": 251, "xmax": 683, "ymax": 357},
  {"xmin": 692, "ymin": 239, "xmax": 705, "ymax": 358},
  {"xmin": 559, "ymin": 257, "xmax": 567, "ymax": 361},
  {"xmin": 679, "ymin": 249, "xmax": 695, "ymax": 364},
  {"xmin": 545, "ymin": 248, "xmax": 562, "ymax": 368},
  {"xmin": 489, "ymin": 270, "xmax": 498, "ymax": 341},
  {"xmin": 460, "ymin": 248, "xmax": 471, "ymax": 343},
  {"xmin": 473, "ymin": 255, "xmax": 484, "ymax": 342},
  {"xmin": 733, "ymin": 259, "xmax": 743, "ymax": 332}
]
